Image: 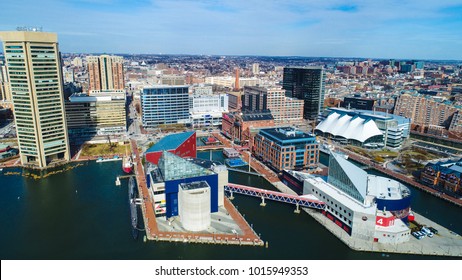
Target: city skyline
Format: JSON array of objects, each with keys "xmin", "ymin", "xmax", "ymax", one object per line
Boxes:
[{"xmin": 0, "ymin": 0, "xmax": 462, "ymax": 60}]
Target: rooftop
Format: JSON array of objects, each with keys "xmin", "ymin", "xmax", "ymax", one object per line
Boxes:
[
  {"xmin": 241, "ymin": 110, "xmax": 274, "ymax": 121},
  {"xmin": 316, "ymin": 111, "xmax": 383, "ymax": 143},
  {"xmin": 180, "ymin": 181, "xmax": 210, "ymax": 191},
  {"xmin": 158, "ymin": 151, "xmax": 213, "ymax": 181},
  {"xmin": 260, "ymin": 127, "xmax": 315, "ymax": 142},
  {"xmin": 146, "ymin": 131, "xmax": 195, "ymax": 153}
]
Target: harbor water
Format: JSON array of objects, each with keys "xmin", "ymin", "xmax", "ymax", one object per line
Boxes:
[{"xmin": 0, "ymin": 151, "xmax": 460, "ymax": 259}]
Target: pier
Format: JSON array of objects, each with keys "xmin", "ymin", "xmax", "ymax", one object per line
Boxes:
[{"xmin": 129, "ymin": 139, "xmax": 264, "ymax": 246}]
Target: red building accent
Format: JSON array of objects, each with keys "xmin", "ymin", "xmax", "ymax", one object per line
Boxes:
[
  {"xmin": 145, "ymin": 131, "xmax": 196, "ymax": 164},
  {"xmin": 375, "ymin": 214, "xmax": 395, "ymax": 227}
]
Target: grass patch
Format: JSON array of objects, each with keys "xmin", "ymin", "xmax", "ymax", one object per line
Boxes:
[
  {"xmin": 81, "ymin": 143, "xmax": 130, "ymax": 157},
  {"xmin": 157, "ymin": 124, "xmax": 186, "ymax": 132},
  {"xmin": 371, "ymin": 150, "xmax": 399, "ymax": 158}
]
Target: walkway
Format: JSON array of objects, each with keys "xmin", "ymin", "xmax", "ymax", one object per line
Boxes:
[{"xmin": 226, "ymin": 183, "xmax": 325, "ymax": 210}]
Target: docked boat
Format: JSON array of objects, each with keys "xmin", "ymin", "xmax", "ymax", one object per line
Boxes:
[
  {"xmin": 128, "ymin": 177, "xmax": 138, "ymax": 240},
  {"xmin": 96, "ymin": 155, "xmax": 121, "ymax": 162},
  {"xmin": 223, "ymin": 147, "xmax": 240, "ymax": 158},
  {"xmin": 225, "ymin": 157, "xmax": 248, "ymax": 168},
  {"xmin": 122, "ymin": 155, "xmax": 133, "ymax": 174},
  {"xmin": 122, "ymin": 146, "xmax": 134, "ymax": 174}
]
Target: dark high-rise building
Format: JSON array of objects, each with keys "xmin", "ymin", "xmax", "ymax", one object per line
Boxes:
[
  {"xmin": 242, "ymin": 86, "xmax": 268, "ymax": 111},
  {"xmin": 282, "ymin": 66, "xmax": 325, "ymax": 120},
  {"xmin": 342, "ymin": 97, "xmax": 375, "ymax": 111}
]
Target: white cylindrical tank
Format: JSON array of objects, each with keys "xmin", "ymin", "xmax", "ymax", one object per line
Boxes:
[{"xmin": 179, "ymin": 181, "xmax": 211, "ymax": 232}]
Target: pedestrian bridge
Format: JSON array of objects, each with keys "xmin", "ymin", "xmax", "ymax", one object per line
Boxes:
[{"xmin": 225, "ymin": 183, "xmax": 325, "ymax": 210}]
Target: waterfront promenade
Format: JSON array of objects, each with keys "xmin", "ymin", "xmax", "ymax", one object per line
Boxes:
[
  {"xmin": 208, "ymin": 135, "xmax": 462, "ymax": 257},
  {"xmin": 129, "ymin": 139, "xmax": 263, "ymax": 246},
  {"xmin": 335, "ymin": 147, "xmax": 462, "ymax": 207}
]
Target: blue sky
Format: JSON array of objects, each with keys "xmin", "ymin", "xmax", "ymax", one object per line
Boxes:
[{"xmin": 1, "ymin": 0, "xmax": 462, "ymax": 60}]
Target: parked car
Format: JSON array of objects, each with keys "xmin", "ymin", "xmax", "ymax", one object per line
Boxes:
[
  {"xmin": 421, "ymin": 227, "xmax": 431, "ymax": 235},
  {"xmin": 412, "ymin": 231, "xmax": 423, "ymax": 240},
  {"xmin": 428, "ymin": 227, "xmax": 438, "ymax": 234}
]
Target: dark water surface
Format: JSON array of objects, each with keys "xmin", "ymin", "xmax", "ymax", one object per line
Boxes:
[{"xmin": 0, "ymin": 151, "xmax": 459, "ymax": 259}]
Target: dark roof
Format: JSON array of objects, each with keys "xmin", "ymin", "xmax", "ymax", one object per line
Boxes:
[
  {"xmin": 146, "ymin": 131, "xmax": 195, "ymax": 153},
  {"xmin": 180, "ymin": 181, "xmax": 210, "ymax": 191},
  {"xmin": 260, "ymin": 127, "xmax": 315, "ymax": 141},
  {"xmin": 241, "ymin": 110, "xmax": 274, "ymax": 121}
]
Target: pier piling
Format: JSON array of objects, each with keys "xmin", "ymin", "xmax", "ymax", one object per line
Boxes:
[
  {"xmin": 294, "ymin": 203, "xmax": 300, "ymax": 214},
  {"xmin": 260, "ymin": 197, "xmax": 266, "ymax": 207}
]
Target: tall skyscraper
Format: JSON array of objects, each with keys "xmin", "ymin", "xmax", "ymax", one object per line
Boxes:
[
  {"xmin": 0, "ymin": 63, "xmax": 11, "ymax": 101},
  {"xmin": 0, "ymin": 30, "xmax": 70, "ymax": 168},
  {"xmin": 87, "ymin": 55, "xmax": 124, "ymax": 92},
  {"xmin": 282, "ymin": 66, "xmax": 325, "ymax": 120}
]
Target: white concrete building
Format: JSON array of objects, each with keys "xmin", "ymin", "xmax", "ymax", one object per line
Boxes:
[
  {"xmin": 179, "ymin": 181, "xmax": 211, "ymax": 232},
  {"xmin": 302, "ymin": 151, "xmax": 411, "ymax": 244},
  {"xmin": 189, "ymin": 94, "xmax": 228, "ymax": 127}
]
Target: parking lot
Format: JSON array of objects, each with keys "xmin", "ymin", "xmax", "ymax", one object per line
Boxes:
[{"xmin": 0, "ymin": 120, "xmax": 16, "ymax": 139}]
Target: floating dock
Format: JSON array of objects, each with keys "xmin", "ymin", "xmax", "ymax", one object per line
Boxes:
[{"xmin": 225, "ymin": 158, "xmax": 248, "ymax": 168}]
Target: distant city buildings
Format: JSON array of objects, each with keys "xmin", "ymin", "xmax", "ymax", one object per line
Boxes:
[
  {"xmin": 161, "ymin": 75, "xmax": 185, "ymax": 86},
  {"xmin": 205, "ymin": 76, "xmax": 260, "ymax": 90},
  {"xmin": 253, "ymin": 127, "xmax": 319, "ymax": 171},
  {"xmin": 282, "ymin": 66, "xmax": 326, "ymax": 120},
  {"xmin": 87, "ymin": 55, "xmax": 124, "ymax": 92},
  {"xmin": 0, "ymin": 31, "xmax": 70, "ymax": 168},
  {"xmin": 394, "ymin": 93, "xmax": 460, "ymax": 132},
  {"xmin": 252, "ymin": 63, "xmax": 260, "ymax": 75},
  {"xmin": 141, "ymin": 85, "xmax": 190, "ymax": 127}
]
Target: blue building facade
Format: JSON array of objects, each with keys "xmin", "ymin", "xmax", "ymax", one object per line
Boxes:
[
  {"xmin": 157, "ymin": 151, "xmax": 219, "ymax": 218},
  {"xmin": 141, "ymin": 86, "xmax": 190, "ymax": 127}
]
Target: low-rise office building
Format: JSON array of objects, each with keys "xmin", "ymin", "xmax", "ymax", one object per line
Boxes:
[
  {"xmin": 65, "ymin": 92, "xmax": 126, "ymax": 143},
  {"xmin": 253, "ymin": 127, "xmax": 319, "ymax": 171},
  {"xmin": 141, "ymin": 85, "xmax": 190, "ymax": 127},
  {"xmin": 189, "ymin": 94, "xmax": 228, "ymax": 128},
  {"xmin": 221, "ymin": 110, "xmax": 274, "ymax": 145}
]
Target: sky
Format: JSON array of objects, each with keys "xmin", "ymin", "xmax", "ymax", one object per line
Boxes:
[{"xmin": 1, "ymin": 0, "xmax": 462, "ymax": 60}]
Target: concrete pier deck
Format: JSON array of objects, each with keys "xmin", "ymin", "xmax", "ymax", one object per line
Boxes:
[
  {"xmin": 129, "ymin": 139, "xmax": 264, "ymax": 246},
  {"xmin": 267, "ymin": 166, "xmax": 462, "ymax": 257}
]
